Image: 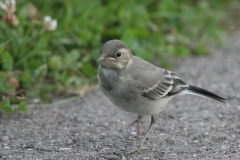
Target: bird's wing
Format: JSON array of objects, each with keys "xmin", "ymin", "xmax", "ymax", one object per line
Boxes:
[
  {"xmin": 127, "ymin": 56, "xmax": 189, "ymax": 100},
  {"xmin": 139, "ymin": 69, "xmax": 189, "ymax": 100}
]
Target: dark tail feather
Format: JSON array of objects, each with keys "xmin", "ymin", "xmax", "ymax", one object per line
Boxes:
[{"xmin": 187, "ymin": 85, "xmax": 226, "ymax": 103}]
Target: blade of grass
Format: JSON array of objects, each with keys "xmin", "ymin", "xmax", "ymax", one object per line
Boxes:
[{"xmin": 0, "ymin": 39, "xmax": 12, "ymax": 49}]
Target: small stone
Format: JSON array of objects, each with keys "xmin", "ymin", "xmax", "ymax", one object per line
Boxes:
[
  {"xmin": 66, "ymin": 139, "xmax": 73, "ymax": 145},
  {"xmin": 58, "ymin": 148, "xmax": 73, "ymax": 151},
  {"xmin": 101, "ymin": 155, "xmax": 119, "ymax": 159},
  {"xmin": 2, "ymin": 136, "xmax": 9, "ymax": 141},
  {"xmin": 39, "ymin": 146, "xmax": 53, "ymax": 152},
  {"xmin": 22, "ymin": 143, "xmax": 34, "ymax": 149},
  {"xmin": 118, "ymin": 146, "xmax": 126, "ymax": 151},
  {"xmin": 193, "ymin": 140, "xmax": 199, "ymax": 143},
  {"xmin": 33, "ymin": 98, "xmax": 41, "ymax": 103},
  {"xmin": 170, "ymin": 153, "xmax": 177, "ymax": 156},
  {"xmin": 131, "ymin": 132, "xmax": 137, "ymax": 135}
]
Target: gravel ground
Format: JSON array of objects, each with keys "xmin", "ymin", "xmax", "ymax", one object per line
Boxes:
[{"xmin": 1, "ymin": 38, "xmax": 240, "ymax": 160}]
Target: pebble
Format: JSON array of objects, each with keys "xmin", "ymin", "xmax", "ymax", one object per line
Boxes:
[
  {"xmin": 2, "ymin": 136, "xmax": 9, "ymax": 141},
  {"xmin": 101, "ymin": 155, "xmax": 119, "ymax": 159},
  {"xmin": 170, "ymin": 153, "xmax": 177, "ymax": 156},
  {"xmin": 22, "ymin": 143, "xmax": 34, "ymax": 149},
  {"xmin": 65, "ymin": 139, "xmax": 73, "ymax": 145},
  {"xmin": 58, "ymin": 148, "xmax": 73, "ymax": 151},
  {"xmin": 8, "ymin": 155, "xmax": 13, "ymax": 158},
  {"xmin": 131, "ymin": 132, "xmax": 137, "ymax": 135},
  {"xmin": 39, "ymin": 146, "xmax": 53, "ymax": 152}
]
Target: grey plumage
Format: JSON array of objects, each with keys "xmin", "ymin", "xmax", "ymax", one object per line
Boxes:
[{"xmin": 97, "ymin": 39, "xmax": 226, "ymax": 153}]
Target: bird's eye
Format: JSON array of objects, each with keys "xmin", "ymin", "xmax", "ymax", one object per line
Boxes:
[{"xmin": 116, "ymin": 51, "xmax": 121, "ymax": 57}]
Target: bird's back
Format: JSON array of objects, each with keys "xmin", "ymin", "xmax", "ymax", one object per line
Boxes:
[{"xmin": 124, "ymin": 56, "xmax": 166, "ymax": 88}]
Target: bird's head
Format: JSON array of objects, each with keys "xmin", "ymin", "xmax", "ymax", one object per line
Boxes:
[{"xmin": 98, "ymin": 40, "xmax": 132, "ymax": 70}]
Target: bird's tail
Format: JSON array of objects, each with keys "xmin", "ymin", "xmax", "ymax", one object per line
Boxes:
[{"xmin": 184, "ymin": 85, "xmax": 226, "ymax": 103}]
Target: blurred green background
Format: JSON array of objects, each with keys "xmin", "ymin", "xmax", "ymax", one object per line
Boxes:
[{"xmin": 0, "ymin": 0, "xmax": 239, "ymax": 113}]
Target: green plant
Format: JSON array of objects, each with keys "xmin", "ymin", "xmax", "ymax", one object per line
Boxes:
[{"xmin": 0, "ymin": 0, "xmax": 238, "ymax": 114}]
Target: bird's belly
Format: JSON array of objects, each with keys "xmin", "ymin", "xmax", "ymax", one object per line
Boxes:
[{"xmin": 104, "ymin": 89, "xmax": 174, "ymax": 115}]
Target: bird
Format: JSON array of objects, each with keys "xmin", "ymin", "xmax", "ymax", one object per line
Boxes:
[{"xmin": 97, "ymin": 39, "xmax": 226, "ymax": 154}]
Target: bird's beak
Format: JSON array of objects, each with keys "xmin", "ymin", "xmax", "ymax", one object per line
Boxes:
[{"xmin": 97, "ymin": 55, "xmax": 115, "ymax": 62}]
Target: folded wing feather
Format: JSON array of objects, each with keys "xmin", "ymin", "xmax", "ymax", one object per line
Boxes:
[{"xmin": 141, "ymin": 70, "xmax": 189, "ymax": 100}]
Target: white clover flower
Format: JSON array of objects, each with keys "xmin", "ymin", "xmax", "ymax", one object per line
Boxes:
[
  {"xmin": 0, "ymin": 1, "xmax": 8, "ymax": 11},
  {"xmin": 0, "ymin": 0, "xmax": 19, "ymax": 26},
  {"xmin": 43, "ymin": 16, "xmax": 58, "ymax": 31},
  {"xmin": 0, "ymin": 0, "xmax": 16, "ymax": 13}
]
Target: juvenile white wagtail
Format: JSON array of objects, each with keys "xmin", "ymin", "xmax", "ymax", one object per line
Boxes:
[{"xmin": 97, "ymin": 39, "xmax": 226, "ymax": 154}]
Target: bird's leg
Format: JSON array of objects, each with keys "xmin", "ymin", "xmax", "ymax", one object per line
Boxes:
[
  {"xmin": 138, "ymin": 114, "xmax": 158, "ymax": 150},
  {"xmin": 128, "ymin": 115, "xmax": 143, "ymax": 135},
  {"xmin": 125, "ymin": 114, "xmax": 158, "ymax": 154}
]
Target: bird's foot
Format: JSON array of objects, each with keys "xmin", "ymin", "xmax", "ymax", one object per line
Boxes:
[
  {"xmin": 124, "ymin": 148, "xmax": 138, "ymax": 155},
  {"xmin": 124, "ymin": 146, "xmax": 148, "ymax": 155}
]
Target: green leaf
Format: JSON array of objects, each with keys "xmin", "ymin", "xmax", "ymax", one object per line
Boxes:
[
  {"xmin": 66, "ymin": 76, "xmax": 85, "ymax": 86},
  {"xmin": 19, "ymin": 74, "xmax": 32, "ymax": 89},
  {"xmin": 135, "ymin": 48, "xmax": 152, "ymax": 61},
  {"xmin": 166, "ymin": 44, "xmax": 175, "ymax": 55},
  {"xmin": 0, "ymin": 72, "xmax": 7, "ymax": 83},
  {"xmin": 48, "ymin": 55, "xmax": 62, "ymax": 70},
  {"xmin": 176, "ymin": 45, "xmax": 190, "ymax": 57},
  {"xmin": 2, "ymin": 98, "xmax": 10, "ymax": 106},
  {"xmin": 80, "ymin": 62, "xmax": 97, "ymax": 78},
  {"xmin": 2, "ymin": 106, "xmax": 13, "ymax": 114},
  {"xmin": 158, "ymin": 0, "xmax": 178, "ymax": 12},
  {"xmin": 1, "ymin": 51, "xmax": 13, "ymax": 70},
  {"xmin": 0, "ymin": 39, "xmax": 11, "ymax": 49},
  {"xmin": 0, "ymin": 76, "xmax": 13, "ymax": 93},
  {"xmin": 91, "ymin": 48, "xmax": 101, "ymax": 61},
  {"xmin": 196, "ymin": 44, "xmax": 208, "ymax": 55},
  {"xmin": 39, "ymin": 50, "xmax": 52, "ymax": 57},
  {"xmin": 63, "ymin": 49, "xmax": 80, "ymax": 70},
  {"xmin": 1, "ymin": 99, "xmax": 12, "ymax": 114},
  {"xmin": 18, "ymin": 101, "xmax": 27, "ymax": 113},
  {"xmin": 34, "ymin": 64, "xmax": 48, "ymax": 78}
]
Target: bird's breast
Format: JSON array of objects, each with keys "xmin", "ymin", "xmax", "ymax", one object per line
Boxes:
[
  {"xmin": 98, "ymin": 66, "xmax": 120, "ymax": 91},
  {"xmin": 98, "ymin": 66, "xmax": 139, "ymax": 102}
]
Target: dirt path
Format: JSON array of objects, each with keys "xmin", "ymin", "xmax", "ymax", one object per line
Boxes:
[{"xmin": 1, "ymin": 37, "xmax": 240, "ymax": 159}]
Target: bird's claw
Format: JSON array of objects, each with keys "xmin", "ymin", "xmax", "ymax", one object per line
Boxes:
[
  {"xmin": 124, "ymin": 148, "xmax": 138, "ymax": 155},
  {"xmin": 124, "ymin": 146, "xmax": 147, "ymax": 154}
]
